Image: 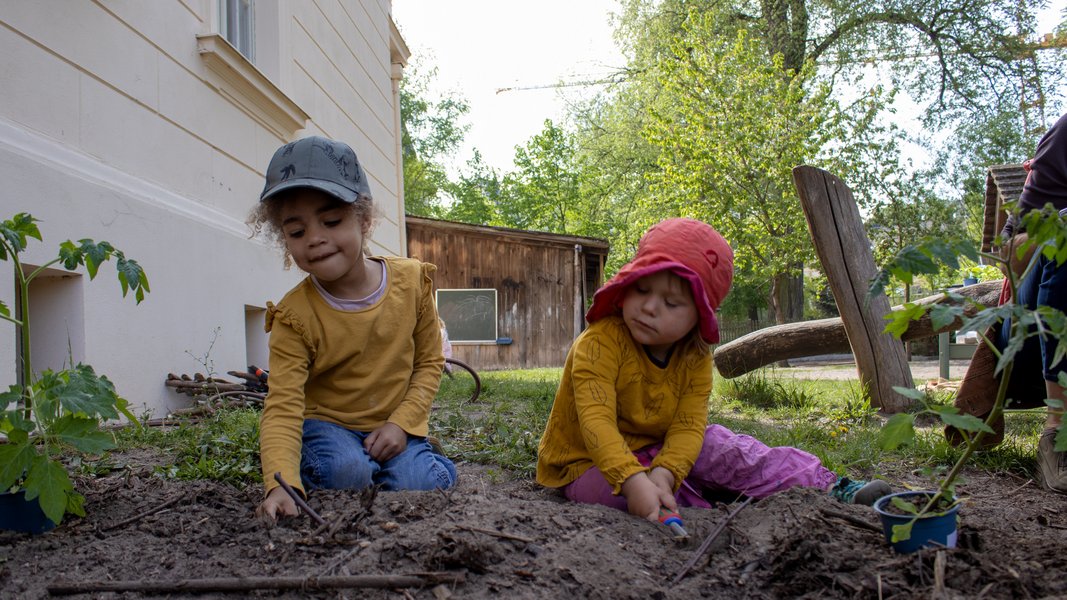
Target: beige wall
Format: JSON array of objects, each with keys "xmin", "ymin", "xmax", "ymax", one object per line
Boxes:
[{"xmin": 0, "ymin": 0, "xmax": 409, "ymax": 416}]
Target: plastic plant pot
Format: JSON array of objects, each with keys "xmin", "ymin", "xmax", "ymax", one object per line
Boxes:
[
  {"xmin": 873, "ymin": 491, "xmax": 959, "ymax": 553},
  {"xmin": 0, "ymin": 490, "xmax": 57, "ymax": 534}
]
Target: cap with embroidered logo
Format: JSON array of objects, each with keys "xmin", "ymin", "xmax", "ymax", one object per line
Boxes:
[{"xmin": 260, "ymin": 136, "xmax": 372, "ymax": 204}]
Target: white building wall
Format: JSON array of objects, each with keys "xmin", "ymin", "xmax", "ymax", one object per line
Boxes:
[{"xmin": 0, "ymin": 0, "xmax": 409, "ymax": 417}]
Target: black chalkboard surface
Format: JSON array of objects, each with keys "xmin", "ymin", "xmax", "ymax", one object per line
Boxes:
[{"xmin": 436, "ymin": 289, "xmax": 498, "ymax": 343}]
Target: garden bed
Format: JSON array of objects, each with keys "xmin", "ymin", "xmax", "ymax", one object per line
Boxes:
[{"xmin": 2, "ymin": 450, "xmax": 1065, "ymax": 599}]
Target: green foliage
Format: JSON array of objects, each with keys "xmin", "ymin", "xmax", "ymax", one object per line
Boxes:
[
  {"xmin": 0, "ymin": 213, "xmax": 149, "ymax": 525},
  {"xmin": 157, "ymin": 409, "xmax": 261, "ymax": 483},
  {"xmin": 400, "ymin": 62, "xmax": 471, "ymax": 217},
  {"xmin": 873, "ymin": 205, "xmax": 1067, "ymax": 528}
]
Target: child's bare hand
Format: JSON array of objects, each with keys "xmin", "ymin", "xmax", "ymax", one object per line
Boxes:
[
  {"xmin": 622, "ymin": 472, "xmax": 675, "ymax": 522},
  {"xmin": 256, "ymin": 486, "xmax": 298, "ymax": 525},
  {"xmin": 648, "ymin": 467, "xmax": 677, "ymax": 511},
  {"xmin": 364, "ymin": 422, "xmax": 407, "ymax": 462}
]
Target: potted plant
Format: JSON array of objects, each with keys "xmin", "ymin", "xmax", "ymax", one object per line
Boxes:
[
  {"xmin": 869, "ymin": 206, "xmax": 1067, "ymax": 553},
  {"xmin": 0, "ymin": 213, "xmax": 150, "ymax": 532}
]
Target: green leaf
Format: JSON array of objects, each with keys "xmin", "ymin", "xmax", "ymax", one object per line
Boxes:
[
  {"xmin": 890, "ymin": 521, "xmax": 915, "ymax": 543},
  {"xmin": 76, "ymin": 239, "xmax": 114, "ymax": 280},
  {"xmin": 891, "ymin": 386, "xmax": 926, "ymax": 401},
  {"xmin": 22, "ymin": 455, "xmax": 73, "ymax": 525},
  {"xmin": 115, "ymin": 256, "xmax": 150, "ymax": 303},
  {"xmin": 52, "ymin": 364, "xmax": 122, "ymax": 421},
  {"xmin": 929, "ymin": 304, "xmax": 962, "ymax": 332},
  {"xmin": 52, "ymin": 414, "xmax": 116, "ymax": 454},
  {"xmin": 0, "ymin": 299, "xmax": 9, "ymax": 320},
  {"xmin": 884, "ymin": 304, "xmax": 927, "ymax": 339},
  {"xmin": 0, "ymin": 441, "xmax": 36, "ymax": 491},
  {"xmin": 889, "ymin": 494, "xmax": 921, "ymax": 515},
  {"xmin": 879, "ymin": 412, "xmax": 916, "ymax": 450},
  {"xmin": 934, "ymin": 406, "xmax": 994, "ymax": 434},
  {"xmin": 0, "ymin": 212, "xmax": 42, "ymax": 255},
  {"xmin": 0, "ymin": 386, "xmax": 22, "ymax": 411},
  {"xmin": 58, "ymin": 239, "xmax": 81, "ymax": 270}
]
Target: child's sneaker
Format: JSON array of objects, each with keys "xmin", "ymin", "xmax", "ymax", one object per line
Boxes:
[{"xmin": 829, "ymin": 477, "xmax": 892, "ymax": 505}]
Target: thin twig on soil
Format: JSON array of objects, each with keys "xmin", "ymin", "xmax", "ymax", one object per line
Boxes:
[
  {"xmin": 274, "ymin": 472, "xmax": 326, "ymax": 526},
  {"xmin": 99, "ymin": 494, "xmax": 185, "ymax": 532},
  {"xmin": 817, "ymin": 507, "xmax": 883, "ymax": 533},
  {"xmin": 453, "ymin": 525, "xmax": 535, "ymax": 543},
  {"xmin": 47, "ymin": 572, "xmax": 466, "ymax": 595},
  {"xmin": 671, "ymin": 496, "xmax": 753, "ymax": 585}
]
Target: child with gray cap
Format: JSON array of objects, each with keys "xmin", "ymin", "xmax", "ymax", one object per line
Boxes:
[{"xmin": 250, "ymin": 136, "xmax": 456, "ymax": 522}]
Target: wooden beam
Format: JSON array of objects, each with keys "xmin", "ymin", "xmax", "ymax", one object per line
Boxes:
[{"xmin": 792, "ymin": 166, "xmax": 913, "ymax": 412}]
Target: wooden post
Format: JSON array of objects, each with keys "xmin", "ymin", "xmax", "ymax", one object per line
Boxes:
[{"xmin": 792, "ymin": 166, "xmax": 913, "ymax": 412}]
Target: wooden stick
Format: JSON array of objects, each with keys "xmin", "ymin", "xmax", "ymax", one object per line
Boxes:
[
  {"xmin": 274, "ymin": 473, "xmax": 326, "ymax": 526},
  {"xmin": 817, "ymin": 507, "xmax": 883, "ymax": 533},
  {"xmin": 164, "ymin": 380, "xmax": 247, "ymax": 392},
  {"xmin": 454, "ymin": 525, "xmax": 535, "ymax": 543},
  {"xmin": 47, "ymin": 572, "xmax": 465, "ymax": 595},
  {"xmin": 100, "ymin": 494, "xmax": 185, "ymax": 532},
  {"xmin": 671, "ymin": 496, "xmax": 753, "ymax": 585}
]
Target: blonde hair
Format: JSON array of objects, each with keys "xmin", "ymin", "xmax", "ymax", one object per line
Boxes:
[{"xmin": 248, "ymin": 190, "xmax": 376, "ymax": 268}]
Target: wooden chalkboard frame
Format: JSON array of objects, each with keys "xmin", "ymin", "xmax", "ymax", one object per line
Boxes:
[{"xmin": 436, "ymin": 288, "xmax": 498, "ymax": 343}]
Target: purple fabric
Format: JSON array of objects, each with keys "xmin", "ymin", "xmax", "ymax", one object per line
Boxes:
[{"xmin": 564, "ymin": 424, "xmax": 838, "ymax": 510}]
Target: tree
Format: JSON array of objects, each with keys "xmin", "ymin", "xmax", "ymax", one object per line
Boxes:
[
  {"xmin": 573, "ymin": 0, "xmax": 1060, "ymax": 323},
  {"xmin": 444, "ymin": 151, "xmax": 502, "ymax": 226},
  {"xmin": 400, "ymin": 63, "xmax": 470, "ymax": 218},
  {"xmin": 498, "ymin": 119, "xmax": 615, "ymax": 238},
  {"xmin": 643, "ymin": 15, "xmax": 848, "ymax": 324}
]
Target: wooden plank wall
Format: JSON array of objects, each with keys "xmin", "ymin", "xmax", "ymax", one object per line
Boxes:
[{"xmin": 405, "ymin": 217, "xmax": 609, "ymax": 370}]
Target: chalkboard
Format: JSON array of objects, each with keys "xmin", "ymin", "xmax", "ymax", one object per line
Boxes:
[{"xmin": 436, "ymin": 289, "xmax": 498, "ymax": 343}]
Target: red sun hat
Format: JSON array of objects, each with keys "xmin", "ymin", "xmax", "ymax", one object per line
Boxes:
[{"xmin": 586, "ymin": 218, "xmax": 734, "ymax": 344}]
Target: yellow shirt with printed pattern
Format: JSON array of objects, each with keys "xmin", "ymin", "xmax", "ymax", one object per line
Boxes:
[{"xmin": 536, "ymin": 317, "xmax": 712, "ymax": 495}]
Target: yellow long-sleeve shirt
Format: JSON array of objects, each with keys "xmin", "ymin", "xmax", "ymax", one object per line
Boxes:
[
  {"xmin": 536, "ymin": 317, "xmax": 712, "ymax": 495},
  {"xmin": 259, "ymin": 257, "xmax": 444, "ymax": 496}
]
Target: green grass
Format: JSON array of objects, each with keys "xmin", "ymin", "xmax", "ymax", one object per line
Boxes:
[
  {"xmin": 431, "ymin": 368, "xmax": 560, "ymax": 476},
  {"xmin": 106, "ymin": 367, "xmax": 1045, "ymax": 490},
  {"xmin": 115, "ymin": 407, "xmax": 261, "ymax": 484}
]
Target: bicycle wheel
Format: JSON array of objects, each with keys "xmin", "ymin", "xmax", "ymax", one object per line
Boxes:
[{"xmin": 440, "ymin": 358, "xmax": 481, "ymax": 403}]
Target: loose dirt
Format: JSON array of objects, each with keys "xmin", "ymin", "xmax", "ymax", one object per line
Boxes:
[{"xmin": 2, "ymin": 450, "xmax": 1065, "ymax": 599}]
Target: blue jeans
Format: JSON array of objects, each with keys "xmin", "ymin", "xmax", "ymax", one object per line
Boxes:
[
  {"xmin": 300, "ymin": 419, "xmax": 457, "ymax": 491},
  {"xmin": 999, "ymin": 252, "xmax": 1067, "ymax": 403}
]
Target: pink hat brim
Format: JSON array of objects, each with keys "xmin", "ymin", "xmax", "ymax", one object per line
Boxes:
[{"xmin": 585, "ymin": 262, "xmax": 720, "ymax": 344}]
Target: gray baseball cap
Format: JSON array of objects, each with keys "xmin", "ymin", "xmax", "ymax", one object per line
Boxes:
[{"xmin": 259, "ymin": 136, "xmax": 372, "ymax": 203}]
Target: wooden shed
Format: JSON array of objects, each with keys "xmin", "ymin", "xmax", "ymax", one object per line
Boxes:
[
  {"xmin": 982, "ymin": 164, "xmax": 1027, "ymax": 254},
  {"xmin": 406, "ymin": 216, "xmax": 610, "ymax": 370}
]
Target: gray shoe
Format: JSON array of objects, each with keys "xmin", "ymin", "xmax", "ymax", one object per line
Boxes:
[
  {"xmin": 1038, "ymin": 428, "xmax": 1067, "ymax": 494},
  {"xmin": 829, "ymin": 477, "xmax": 893, "ymax": 505}
]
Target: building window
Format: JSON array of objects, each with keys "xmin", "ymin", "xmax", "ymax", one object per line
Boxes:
[{"xmin": 219, "ymin": 0, "xmax": 254, "ymax": 62}]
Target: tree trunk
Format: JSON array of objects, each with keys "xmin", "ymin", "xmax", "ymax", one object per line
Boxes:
[{"xmin": 714, "ymin": 280, "xmax": 1001, "ymax": 379}]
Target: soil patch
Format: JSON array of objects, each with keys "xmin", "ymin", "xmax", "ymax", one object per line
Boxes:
[{"xmin": 2, "ymin": 452, "xmax": 1066, "ymax": 599}]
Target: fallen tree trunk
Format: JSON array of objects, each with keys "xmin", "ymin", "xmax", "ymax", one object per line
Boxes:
[
  {"xmin": 713, "ymin": 280, "xmax": 1002, "ymax": 379},
  {"xmin": 48, "ymin": 572, "xmax": 465, "ymax": 595}
]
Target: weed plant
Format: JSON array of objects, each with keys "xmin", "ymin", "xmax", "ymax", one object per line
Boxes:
[{"xmin": 115, "ymin": 408, "xmax": 260, "ymax": 484}]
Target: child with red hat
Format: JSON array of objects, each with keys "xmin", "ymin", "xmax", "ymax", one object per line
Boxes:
[{"xmin": 536, "ymin": 218, "xmax": 890, "ymax": 522}]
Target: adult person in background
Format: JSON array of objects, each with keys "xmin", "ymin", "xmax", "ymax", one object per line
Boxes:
[{"xmin": 998, "ymin": 112, "xmax": 1067, "ymax": 494}]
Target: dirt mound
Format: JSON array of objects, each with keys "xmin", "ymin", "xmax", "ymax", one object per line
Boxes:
[{"xmin": 2, "ymin": 460, "xmax": 1065, "ymax": 599}]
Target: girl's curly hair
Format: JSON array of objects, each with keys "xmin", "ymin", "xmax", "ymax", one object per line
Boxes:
[{"xmin": 247, "ymin": 190, "xmax": 377, "ymax": 269}]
